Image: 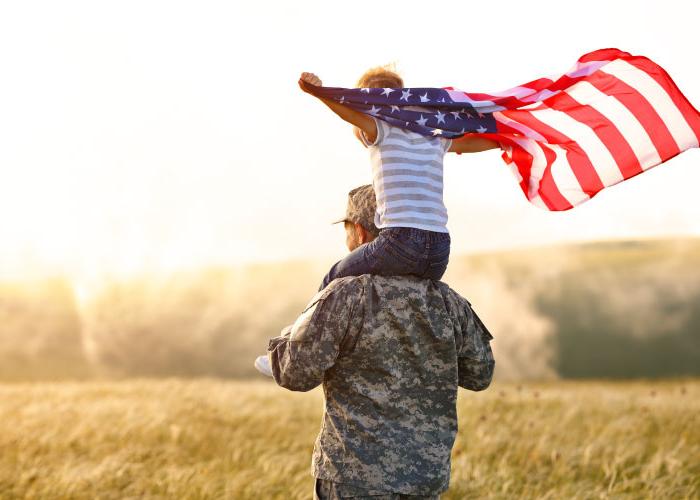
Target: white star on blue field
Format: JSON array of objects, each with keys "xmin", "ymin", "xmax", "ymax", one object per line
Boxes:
[{"xmin": 308, "ymin": 84, "xmax": 498, "ymax": 138}]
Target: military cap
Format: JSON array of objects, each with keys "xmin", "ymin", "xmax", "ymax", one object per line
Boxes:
[{"xmin": 333, "ymin": 184, "xmax": 378, "ymax": 235}]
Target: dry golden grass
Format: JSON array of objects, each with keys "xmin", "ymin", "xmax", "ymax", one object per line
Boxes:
[{"xmin": 0, "ymin": 379, "xmax": 698, "ymax": 499}]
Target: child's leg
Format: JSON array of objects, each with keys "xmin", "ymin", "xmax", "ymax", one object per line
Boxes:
[
  {"xmin": 318, "ymin": 235, "xmax": 384, "ymax": 291},
  {"xmin": 318, "ymin": 229, "xmax": 428, "ymax": 290},
  {"xmin": 378, "ymin": 227, "xmax": 451, "ymax": 281},
  {"xmin": 421, "ymin": 231, "xmax": 451, "ymax": 281}
]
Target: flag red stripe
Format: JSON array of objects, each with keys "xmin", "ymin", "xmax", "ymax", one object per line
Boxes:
[
  {"xmin": 579, "ymin": 48, "xmax": 630, "ymax": 63},
  {"xmin": 457, "ymin": 91, "xmax": 530, "ymax": 109},
  {"xmin": 545, "ymin": 91, "xmax": 643, "ymax": 180},
  {"xmin": 447, "ymin": 49, "xmax": 699, "ymax": 212},
  {"xmin": 585, "ymin": 71, "xmax": 680, "ymax": 160},
  {"xmin": 538, "ymin": 143, "xmax": 574, "ymax": 210},
  {"xmin": 501, "ymin": 109, "xmax": 605, "ymax": 196},
  {"xmin": 461, "ymin": 131, "xmax": 535, "ymax": 202},
  {"xmin": 626, "ymin": 57, "xmax": 700, "ymax": 144},
  {"xmin": 488, "ymin": 124, "xmax": 568, "ymax": 209},
  {"xmin": 504, "ymin": 137, "xmax": 534, "ymax": 199},
  {"xmin": 496, "ymin": 136, "xmax": 532, "ymax": 200},
  {"xmin": 492, "ymin": 122, "xmax": 547, "ymax": 203},
  {"xmin": 494, "ymin": 118, "xmax": 531, "ymax": 137},
  {"xmin": 510, "ymin": 143, "xmax": 534, "ymax": 199},
  {"xmin": 546, "ymin": 75, "xmax": 580, "ymax": 93}
]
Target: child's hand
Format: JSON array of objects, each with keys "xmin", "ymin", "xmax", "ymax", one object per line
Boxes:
[{"xmin": 299, "ymin": 72, "xmax": 322, "ymax": 93}]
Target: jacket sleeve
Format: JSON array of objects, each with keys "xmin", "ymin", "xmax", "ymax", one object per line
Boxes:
[
  {"xmin": 267, "ymin": 280, "xmax": 360, "ymax": 392},
  {"xmin": 456, "ymin": 302, "xmax": 495, "ymax": 391}
]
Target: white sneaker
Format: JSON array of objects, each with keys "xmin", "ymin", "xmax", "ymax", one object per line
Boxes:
[{"xmin": 254, "ymin": 355, "xmax": 273, "ymax": 377}]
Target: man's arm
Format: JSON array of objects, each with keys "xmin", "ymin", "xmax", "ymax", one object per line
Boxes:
[
  {"xmin": 267, "ymin": 280, "xmax": 362, "ymax": 392},
  {"xmin": 448, "ymin": 134, "xmax": 500, "ymax": 154},
  {"xmin": 456, "ymin": 302, "xmax": 495, "ymax": 391},
  {"xmin": 299, "ymin": 72, "xmax": 378, "ymax": 144}
]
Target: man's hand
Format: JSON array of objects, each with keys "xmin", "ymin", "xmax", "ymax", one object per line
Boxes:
[{"xmin": 299, "ymin": 72, "xmax": 322, "ymax": 93}]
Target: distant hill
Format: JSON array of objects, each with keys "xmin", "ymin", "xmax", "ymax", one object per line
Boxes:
[
  {"xmin": 1, "ymin": 238, "xmax": 698, "ymax": 380},
  {"xmin": 444, "ymin": 238, "xmax": 700, "ymax": 379}
]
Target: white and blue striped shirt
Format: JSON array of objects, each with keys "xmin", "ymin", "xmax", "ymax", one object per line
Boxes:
[{"xmin": 361, "ymin": 117, "xmax": 452, "ymax": 233}]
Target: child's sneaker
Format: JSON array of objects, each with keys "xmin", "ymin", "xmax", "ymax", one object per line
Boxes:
[{"xmin": 254, "ymin": 355, "xmax": 273, "ymax": 377}]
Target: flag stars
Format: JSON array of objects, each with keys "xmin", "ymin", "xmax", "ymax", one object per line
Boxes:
[
  {"xmin": 432, "ymin": 128, "xmax": 443, "ymax": 136},
  {"xmin": 381, "ymin": 88, "xmax": 395, "ymax": 97},
  {"xmin": 420, "ymin": 92, "xmax": 430, "ymax": 103},
  {"xmin": 361, "ymin": 88, "xmax": 371, "ymax": 93},
  {"xmin": 401, "ymin": 89, "xmax": 413, "ymax": 101},
  {"xmin": 435, "ymin": 110, "xmax": 446, "ymax": 124},
  {"xmin": 416, "ymin": 115, "xmax": 428, "ymax": 127},
  {"xmin": 476, "ymin": 125, "xmax": 488, "ymax": 133},
  {"xmin": 450, "ymin": 111, "xmax": 461, "ymax": 120},
  {"xmin": 390, "ymin": 105, "xmax": 400, "ymax": 113},
  {"xmin": 368, "ymin": 105, "xmax": 380, "ymax": 116}
]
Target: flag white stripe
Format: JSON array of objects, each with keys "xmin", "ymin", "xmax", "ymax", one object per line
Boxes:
[
  {"xmin": 498, "ymin": 113, "xmax": 590, "ymax": 205},
  {"xmin": 530, "ymin": 106, "xmax": 624, "ymax": 187},
  {"xmin": 601, "ymin": 60, "xmax": 698, "ymax": 149},
  {"xmin": 494, "ymin": 111, "xmax": 547, "ymax": 141},
  {"xmin": 507, "ymin": 157, "xmax": 523, "ymax": 183},
  {"xmin": 520, "ymin": 89, "xmax": 560, "ymax": 103},
  {"xmin": 566, "ymin": 60, "xmax": 609, "ymax": 78},
  {"xmin": 498, "ymin": 116, "xmax": 567, "ymax": 202},
  {"xmin": 529, "ymin": 193, "xmax": 548, "ymax": 209},
  {"xmin": 485, "ymin": 85, "xmax": 536, "ymax": 98},
  {"xmin": 510, "ymin": 136, "xmax": 548, "ymax": 201},
  {"xmin": 565, "ymin": 81, "xmax": 662, "ymax": 170},
  {"xmin": 545, "ymin": 144, "xmax": 590, "ymax": 206},
  {"xmin": 445, "ymin": 89, "xmax": 506, "ymax": 112},
  {"xmin": 505, "ymin": 158, "xmax": 548, "ymax": 208}
]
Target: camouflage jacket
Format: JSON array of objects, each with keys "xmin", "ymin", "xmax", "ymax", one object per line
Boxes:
[{"xmin": 267, "ymin": 274, "xmax": 495, "ymax": 496}]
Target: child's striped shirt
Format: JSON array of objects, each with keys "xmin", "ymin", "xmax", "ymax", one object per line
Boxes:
[{"xmin": 361, "ymin": 117, "xmax": 452, "ymax": 233}]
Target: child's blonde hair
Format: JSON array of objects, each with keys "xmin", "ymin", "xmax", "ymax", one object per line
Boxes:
[{"xmin": 356, "ymin": 64, "xmax": 403, "ymax": 88}]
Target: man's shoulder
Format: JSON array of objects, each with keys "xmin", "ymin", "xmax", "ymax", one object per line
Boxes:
[
  {"xmin": 372, "ymin": 274, "xmax": 466, "ymax": 296},
  {"xmin": 322, "ymin": 275, "xmax": 366, "ymax": 296},
  {"xmin": 327, "ymin": 273, "xmax": 433, "ymax": 291},
  {"xmin": 305, "ymin": 276, "xmax": 365, "ymax": 309},
  {"xmin": 326, "ymin": 274, "xmax": 469, "ymax": 308}
]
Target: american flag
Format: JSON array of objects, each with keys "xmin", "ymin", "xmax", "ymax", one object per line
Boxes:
[{"xmin": 307, "ymin": 48, "xmax": 700, "ymax": 211}]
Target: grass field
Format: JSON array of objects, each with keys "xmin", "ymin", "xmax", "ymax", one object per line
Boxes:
[{"xmin": 1, "ymin": 379, "xmax": 698, "ymax": 499}]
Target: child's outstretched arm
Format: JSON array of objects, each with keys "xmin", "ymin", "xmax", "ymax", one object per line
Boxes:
[
  {"xmin": 449, "ymin": 134, "xmax": 500, "ymax": 154},
  {"xmin": 299, "ymin": 72, "xmax": 378, "ymax": 144}
]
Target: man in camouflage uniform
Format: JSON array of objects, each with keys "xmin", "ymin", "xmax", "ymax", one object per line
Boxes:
[{"xmin": 266, "ymin": 185, "xmax": 495, "ymax": 499}]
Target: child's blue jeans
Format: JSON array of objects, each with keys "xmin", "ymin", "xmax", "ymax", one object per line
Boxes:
[{"xmin": 319, "ymin": 227, "xmax": 451, "ymax": 291}]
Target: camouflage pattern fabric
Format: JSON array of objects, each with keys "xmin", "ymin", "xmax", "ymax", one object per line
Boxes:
[
  {"xmin": 314, "ymin": 478, "xmax": 441, "ymax": 499},
  {"xmin": 268, "ymin": 274, "xmax": 494, "ymax": 496}
]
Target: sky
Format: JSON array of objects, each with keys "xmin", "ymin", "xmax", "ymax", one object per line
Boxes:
[{"xmin": 0, "ymin": 0, "xmax": 698, "ymax": 279}]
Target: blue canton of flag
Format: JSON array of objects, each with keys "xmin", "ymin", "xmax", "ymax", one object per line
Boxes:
[{"xmin": 306, "ymin": 85, "xmax": 497, "ymax": 138}]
